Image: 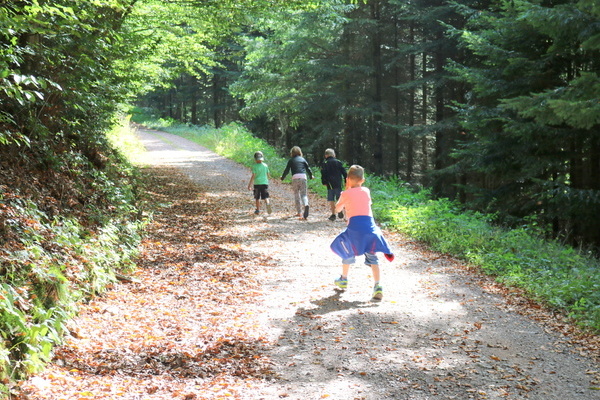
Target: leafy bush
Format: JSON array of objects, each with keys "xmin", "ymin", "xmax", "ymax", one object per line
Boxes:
[
  {"xmin": 106, "ymin": 115, "xmax": 147, "ymax": 164},
  {"xmin": 0, "ymin": 118, "xmax": 146, "ymax": 391},
  {"xmin": 371, "ymin": 185, "xmax": 600, "ymax": 331}
]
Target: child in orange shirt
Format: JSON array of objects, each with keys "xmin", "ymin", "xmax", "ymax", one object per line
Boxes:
[{"xmin": 330, "ymin": 165, "xmax": 394, "ymax": 300}]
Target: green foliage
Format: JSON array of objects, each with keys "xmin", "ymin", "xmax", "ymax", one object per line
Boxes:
[
  {"xmin": 106, "ymin": 115, "xmax": 147, "ymax": 164},
  {"xmin": 0, "ymin": 1, "xmax": 136, "ymax": 146},
  {"xmin": 497, "ymin": 1, "xmax": 600, "ymax": 130},
  {"xmin": 229, "ymin": 0, "xmax": 391, "ymax": 156},
  {"xmin": 372, "ymin": 187, "xmax": 600, "ymax": 331},
  {"xmin": 229, "ymin": 2, "xmax": 353, "ymax": 128},
  {"xmin": 0, "ymin": 119, "xmax": 146, "ymax": 389},
  {"xmin": 449, "ymin": 0, "xmax": 600, "ymax": 246},
  {"xmin": 123, "ymin": 0, "xmax": 324, "ymax": 100},
  {"xmin": 0, "ymin": 197, "xmax": 143, "ymax": 383},
  {"xmin": 501, "ymin": 72, "xmax": 600, "ymax": 130},
  {"xmin": 0, "ymin": 283, "xmax": 70, "ymax": 380}
]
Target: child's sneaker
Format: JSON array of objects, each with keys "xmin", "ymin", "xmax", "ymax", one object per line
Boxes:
[
  {"xmin": 266, "ymin": 203, "xmax": 272, "ymax": 215},
  {"xmin": 334, "ymin": 276, "xmax": 348, "ymax": 289},
  {"xmin": 372, "ymin": 284, "xmax": 383, "ymax": 301},
  {"xmin": 254, "ymin": 209, "xmax": 260, "ymax": 215},
  {"xmin": 328, "ymin": 214, "xmax": 336, "ymax": 221},
  {"xmin": 303, "ymin": 205, "xmax": 310, "ymax": 219},
  {"xmin": 338, "ymin": 212, "xmax": 344, "ymax": 219}
]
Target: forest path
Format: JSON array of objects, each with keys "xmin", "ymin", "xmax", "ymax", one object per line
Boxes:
[{"xmin": 20, "ymin": 128, "xmax": 598, "ymax": 400}]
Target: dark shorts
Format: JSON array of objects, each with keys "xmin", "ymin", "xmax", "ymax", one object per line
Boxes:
[
  {"xmin": 254, "ymin": 184, "xmax": 269, "ymax": 200},
  {"xmin": 327, "ymin": 188, "xmax": 342, "ymax": 202}
]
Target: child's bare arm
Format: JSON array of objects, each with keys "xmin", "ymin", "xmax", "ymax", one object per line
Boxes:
[{"xmin": 248, "ymin": 173, "xmax": 255, "ymax": 190}]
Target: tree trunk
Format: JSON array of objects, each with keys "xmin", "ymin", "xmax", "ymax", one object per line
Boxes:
[
  {"xmin": 393, "ymin": 15, "xmax": 401, "ymax": 177},
  {"xmin": 370, "ymin": 0, "xmax": 384, "ymax": 175},
  {"xmin": 421, "ymin": 52, "xmax": 429, "ymax": 186},
  {"xmin": 212, "ymin": 74, "xmax": 221, "ymax": 128},
  {"xmin": 433, "ymin": 32, "xmax": 447, "ymax": 197},
  {"xmin": 191, "ymin": 94, "xmax": 198, "ymax": 125},
  {"xmin": 406, "ymin": 23, "xmax": 416, "ymax": 182}
]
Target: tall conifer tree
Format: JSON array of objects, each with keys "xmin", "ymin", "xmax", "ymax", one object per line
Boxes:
[{"xmin": 450, "ymin": 0, "xmax": 600, "ymax": 246}]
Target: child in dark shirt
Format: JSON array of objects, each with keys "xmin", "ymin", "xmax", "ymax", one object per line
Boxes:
[
  {"xmin": 281, "ymin": 146, "xmax": 314, "ymax": 219},
  {"xmin": 320, "ymin": 148, "xmax": 347, "ymax": 221}
]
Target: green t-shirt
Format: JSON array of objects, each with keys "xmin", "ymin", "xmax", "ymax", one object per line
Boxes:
[{"xmin": 252, "ymin": 162, "xmax": 269, "ymax": 185}]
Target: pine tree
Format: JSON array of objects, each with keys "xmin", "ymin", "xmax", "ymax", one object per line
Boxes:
[{"xmin": 450, "ymin": 0, "xmax": 600, "ymax": 246}]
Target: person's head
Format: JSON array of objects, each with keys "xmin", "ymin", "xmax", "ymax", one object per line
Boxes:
[
  {"xmin": 254, "ymin": 151, "xmax": 264, "ymax": 163},
  {"xmin": 290, "ymin": 146, "xmax": 302, "ymax": 157},
  {"xmin": 324, "ymin": 148, "xmax": 335, "ymax": 158},
  {"xmin": 347, "ymin": 165, "xmax": 365, "ymax": 187}
]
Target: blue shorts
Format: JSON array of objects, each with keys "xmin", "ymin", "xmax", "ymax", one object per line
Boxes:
[
  {"xmin": 327, "ymin": 188, "xmax": 342, "ymax": 202},
  {"xmin": 342, "ymin": 252, "xmax": 379, "ymax": 266}
]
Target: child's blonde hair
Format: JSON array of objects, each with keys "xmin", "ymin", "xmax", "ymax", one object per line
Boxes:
[
  {"xmin": 348, "ymin": 165, "xmax": 364, "ymax": 180},
  {"xmin": 290, "ymin": 146, "xmax": 302, "ymax": 157}
]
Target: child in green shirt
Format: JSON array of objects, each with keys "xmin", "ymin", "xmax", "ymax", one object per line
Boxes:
[{"xmin": 247, "ymin": 151, "xmax": 272, "ymax": 215}]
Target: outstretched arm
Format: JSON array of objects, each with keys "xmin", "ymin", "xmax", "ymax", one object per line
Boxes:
[
  {"xmin": 281, "ymin": 160, "xmax": 291, "ymax": 180},
  {"xmin": 306, "ymin": 162, "xmax": 314, "ymax": 179},
  {"xmin": 340, "ymin": 163, "xmax": 347, "ymax": 180},
  {"xmin": 334, "ymin": 192, "xmax": 346, "ymax": 213}
]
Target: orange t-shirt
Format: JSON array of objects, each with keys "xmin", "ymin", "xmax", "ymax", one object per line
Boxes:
[{"xmin": 335, "ymin": 186, "xmax": 372, "ymax": 220}]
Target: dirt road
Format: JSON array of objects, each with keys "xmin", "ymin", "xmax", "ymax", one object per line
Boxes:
[{"xmin": 20, "ymin": 128, "xmax": 599, "ymax": 400}]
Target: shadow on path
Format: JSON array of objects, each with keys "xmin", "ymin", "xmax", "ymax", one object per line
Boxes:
[{"xmin": 296, "ymin": 289, "xmax": 378, "ymax": 317}]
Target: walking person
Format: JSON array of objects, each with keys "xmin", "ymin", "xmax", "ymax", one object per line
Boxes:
[
  {"xmin": 320, "ymin": 148, "xmax": 347, "ymax": 221},
  {"xmin": 330, "ymin": 165, "xmax": 394, "ymax": 301},
  {"xmin": 247, "ymin": 151, "xmax": 272, "ymax": 215},
  {"xmin": 281, "ymin": 146, "xmax": 314, "ymax": 219}
]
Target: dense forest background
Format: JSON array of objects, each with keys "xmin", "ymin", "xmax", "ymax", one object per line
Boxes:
[
  {"xmin": 0, "ymin": 0, "xmax": 598, "ymax": 392},
  {"xmin": 136, "ymin": 0, "xmax": 600, "ymax": 250},
  {"xmin": 3, "ymin": 0, "xmax": 597, "ymax": 250}
]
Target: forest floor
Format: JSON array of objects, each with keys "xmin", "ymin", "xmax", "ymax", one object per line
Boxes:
[{"xmin": 18, "ymin": 128, "xmax": 600, "ymax": 400}]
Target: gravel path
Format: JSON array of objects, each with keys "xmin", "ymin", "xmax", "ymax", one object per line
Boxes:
[
  {"xmin": 134, "ymin": 127, "xmax": 599, "ymax": 400},
  {"xmin": 20, "ymin": 127, "xmax": 597, "ymax": 400}
]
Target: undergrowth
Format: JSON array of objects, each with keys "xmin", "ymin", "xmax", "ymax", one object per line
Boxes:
[
  {"xmin": 0, "ymin": 117, "xmax": 146, "ymax": 395},
  {"xmin": 134, "ymin": 113, "xmax": 600, "ymax": 333},
  {"xmin": 369, "ymin": 177, "xmax": 600, "ymax": 331}
]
